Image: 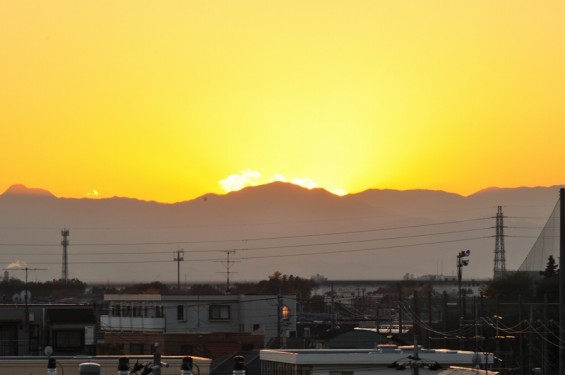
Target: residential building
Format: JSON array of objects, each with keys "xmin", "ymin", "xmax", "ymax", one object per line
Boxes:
[
  {"xmin": 100, "ymin": 294, "xmax": 296, "ymax": 358},
  {"xmin": 0, "ymin": 304, "xmax": 96, "ymax": 356}
]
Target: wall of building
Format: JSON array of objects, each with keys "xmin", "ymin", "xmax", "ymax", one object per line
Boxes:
[
  {"xmin": 260, "ymin": 348, "xmax": 493, "ymax": 375},
  {"xmin": 0, "ymin": 355, "xmax": 211, "ymax": 375},
  {"xmin": 0, "ymin": 304, "xmax": 95, "ymax": 356},
  {"xmin": 102, "ymin": 294, "xmax": 297, "ymax": 346},
  {"xmin": 164, "ymin": 295, "xmax": 242, "ymax": 334},
  {"xmin": 238, "ymin": 295, "xmax": 297, "ymax": 344},
  {"xmin": 103, "ymin": 331, "xmax": 263, "ymax": 359}
]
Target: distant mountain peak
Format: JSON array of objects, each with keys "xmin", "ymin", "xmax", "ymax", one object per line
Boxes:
[
  {"xmin": 243, "ymin": 180, "xmax": 324, "ymax": 191},
  {"xmin": 231, "ymin": 181, "xmax": 336, "ymax": 197},
  {"xmin": 2, "ymin": 184, "xmax": 55, "ymax": 197}
]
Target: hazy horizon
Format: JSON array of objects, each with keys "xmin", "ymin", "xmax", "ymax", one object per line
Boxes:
[
  {"xmin": 2, "ymin": 1, "xmax": 563, "ymax": 284},
  {"xmin": 1, "ymin": 183, "xmax": 560, "ymax": 284},
  {"xmin": 3, "ymin": 181, "xmax": 564, "ymax": 204}
]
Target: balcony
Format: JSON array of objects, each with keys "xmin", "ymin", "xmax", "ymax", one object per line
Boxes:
[{"xmin": 100, "ymin": 316, "xmax": 165, "ymax": 332}]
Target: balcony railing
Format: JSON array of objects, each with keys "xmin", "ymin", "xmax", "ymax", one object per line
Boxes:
[{"xmin": 100, "ymin": 316, "xmax": 165, "ymax": 331}]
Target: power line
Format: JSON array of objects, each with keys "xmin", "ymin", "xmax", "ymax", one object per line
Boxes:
[
  {"xmin": 0, "ymin": 226, "xmax": 492, "ymax": 255},
  {"xmin": 0, "ymin": 216, "xmax": 492, "ymax": 248},
  {"xmin": 8, "ymin": 235, "xmax": 493, "ymax": 265}
]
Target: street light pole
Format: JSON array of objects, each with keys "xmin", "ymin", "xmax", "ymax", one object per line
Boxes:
[{"xmin": 457, "ymin": 250, "xmax": 471, "ymax": 307}]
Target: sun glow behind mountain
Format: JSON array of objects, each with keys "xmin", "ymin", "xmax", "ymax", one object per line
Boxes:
[
  {"xmin": 219, "ymin": 170, "xmax": 347, "ymax": 196},
  {"xmin": 1, "ymin": 1, "xmax": 563, "ymax": 203}
]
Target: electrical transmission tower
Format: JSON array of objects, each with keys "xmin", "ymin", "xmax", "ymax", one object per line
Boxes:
[
  {"xmin": 493, "ymin": 206, "xmax": 506, "ymax": 278},
  {"xmin": 61, "ymin": 229, "xmax": 70, "ymax": 283}
]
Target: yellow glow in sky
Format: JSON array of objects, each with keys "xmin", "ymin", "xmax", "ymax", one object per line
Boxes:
[{"xmin": 1, "ymin": 1, "xmax": 563, "ymax": 202}]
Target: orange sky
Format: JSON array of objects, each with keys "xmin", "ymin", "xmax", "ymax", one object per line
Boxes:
[{"xmin": 1, "ymin": 1, "xmax": 564, "ymax": 203}]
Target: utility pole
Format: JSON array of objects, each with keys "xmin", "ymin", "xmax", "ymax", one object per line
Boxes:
[
  {"xmin": 216, "ymin": 250, "xmax": 239, "ymax": 293},
  {"xmin": 413, "ymin": 335, "xmax": 420, "ymax": 375},
  {"xmin": 398, "ymin": 285, "xmax": 403, "ymax": 335},
  {"xmin": 427, "ymin": 291, "xmax": 432, "ymax": 348},
  {"xmin": 559, "ymin": 188, "xmax": 565, "ymax": 375},
  {"xmin": 330, "ymin": 283, "xmax": 336, "ymax": 330},
  {"xmin": 277, "ymin": 294, "xmax": 282, "ymax": 348},
  {"xmin": 173, "ymin": 249, "xmax": 184, "ymax": 289},
  {"xmin": 413, "ymin": 291, "xmax": 420, "ymax": 345},
  {"xmin": 493, "ymin": 315, "xmax": 502, "ymax": 372},
  {"xmin": 61, "ymin": 229, "xmax": 69, "ymax": 283},
  {"xmin": 3, "ymin": 266, "xmax": 47, "ymax": 354}
]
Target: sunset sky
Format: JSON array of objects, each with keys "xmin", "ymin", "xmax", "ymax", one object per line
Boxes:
[{"xmin": 1, "ymin": 1, "xmax": 563, "ymax": 203}]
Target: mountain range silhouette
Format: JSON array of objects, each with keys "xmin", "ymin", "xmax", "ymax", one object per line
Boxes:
[{"xmin": 0, "ymin": 183, "xmax": 561, "ymax": 283}]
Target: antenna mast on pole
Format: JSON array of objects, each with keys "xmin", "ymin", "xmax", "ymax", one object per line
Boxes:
[
  {"xmin": 216, "ymin": 250, "xmax": 239, "ymax": 293},
  {"xmin": 61, "ymin": 229, "xmax": 70, "ymax": 283}
]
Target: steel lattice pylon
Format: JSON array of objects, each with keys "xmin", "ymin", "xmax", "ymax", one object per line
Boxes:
[{"xmin": 493, "ymin": 206, "xmax": 506, "ymax": 278}]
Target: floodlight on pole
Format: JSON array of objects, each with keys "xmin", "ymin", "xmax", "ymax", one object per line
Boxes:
[{"xmin": 457, "ymin": 250, "xmax": 471, "ymax": 307}]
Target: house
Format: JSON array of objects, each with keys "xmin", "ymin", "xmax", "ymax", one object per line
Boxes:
[
  {"xmin": 0, "ymin": 304, "xmax": 96, "ymax": 356},
  {"xmin": 100, "ymin": 293, "xmax": 296, "ymax": 358}
]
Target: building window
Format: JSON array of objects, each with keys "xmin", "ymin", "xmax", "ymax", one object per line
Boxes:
[
  {"xmin": 133, "ymin": 305, "xmax": 143, "ymax": 317},
  {"xmin": 123, "ymin": 305, "xmax": 131, "ymax": 317},
  {"xmin": 54, "ymin": 330, "xmax": 83, "ymax": 349},
  {"xmin": 209, "ymin": 305, "xmax": 230, "ymax": 320},
  {"xmin": 0, "ymin": 324, "xmax": 18, "ymax": 356},
  {"xmin": 177, "ymin": 305, "xmax": 185, "ymax": 321},
  {"xmin": 282, "ymin": 305, "xmax": 290, "ymax": 320},
  {"xmin": 130, "ymin": 343, "xmax": 144, "ymax": 354},
  {"xmin": 29, "ymin": 324, "xmax": 39, "ymax": 338},
  {"xmin": 155, "ymin": 305, "xmax": 163, "ymax": 318}
]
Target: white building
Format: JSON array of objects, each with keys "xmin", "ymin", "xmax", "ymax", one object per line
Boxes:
[
  {"xmin": 100, "ymin": 294, "xmax": 296, "ymax": 355},
  {"xmin": 260, "ymin": 347, "xmax": 495, "ymax": 375}
]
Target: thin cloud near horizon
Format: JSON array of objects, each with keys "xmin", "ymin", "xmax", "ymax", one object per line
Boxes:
[{"xmin": 219, "ymin": 170, "xmax": 347, "ymax": 196}]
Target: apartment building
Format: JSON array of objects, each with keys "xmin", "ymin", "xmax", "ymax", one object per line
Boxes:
[{"xmin": 100, "ymin": 293, "xmax": 296, "ymax": 358}]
